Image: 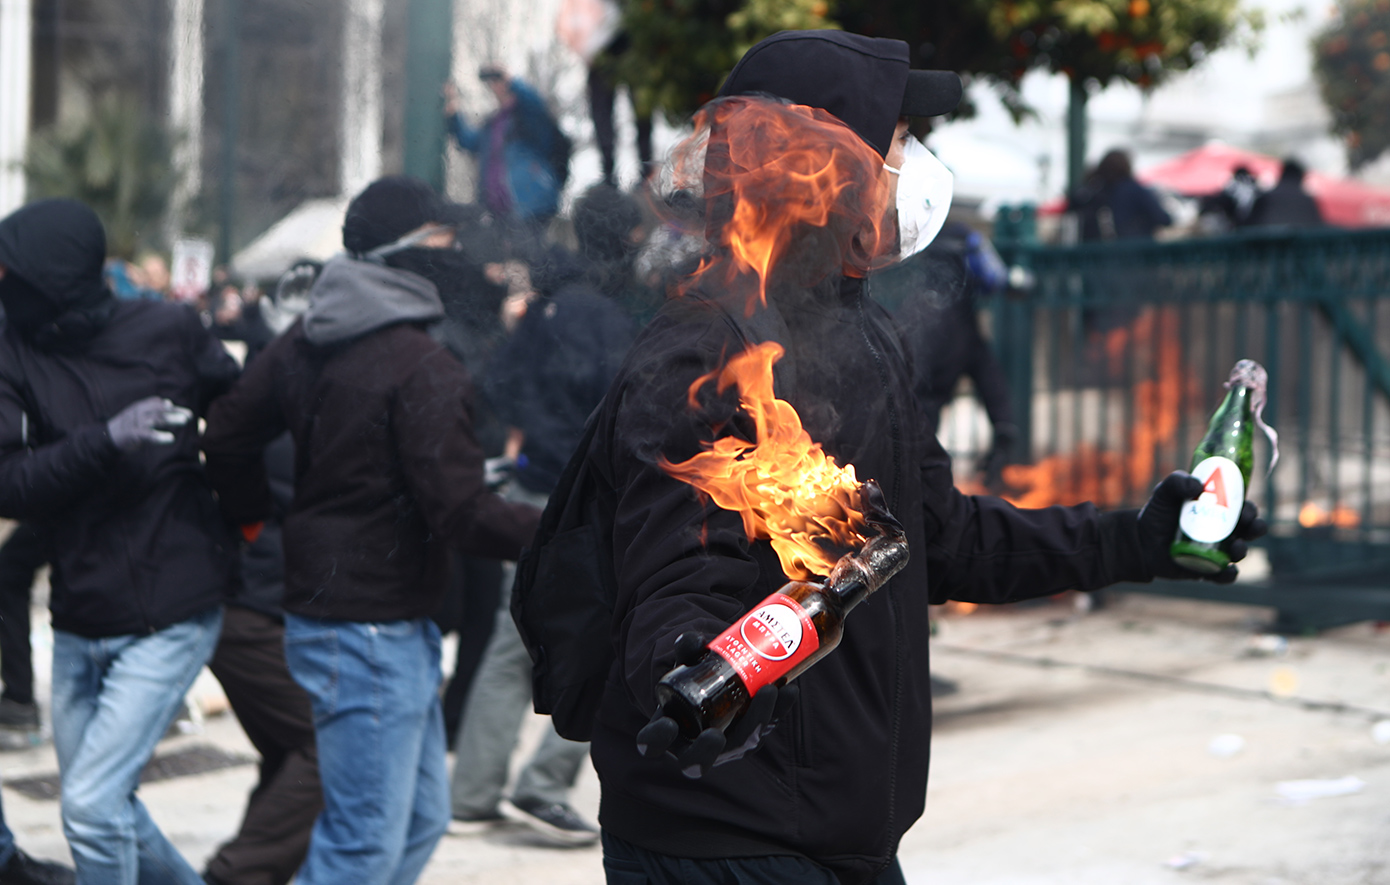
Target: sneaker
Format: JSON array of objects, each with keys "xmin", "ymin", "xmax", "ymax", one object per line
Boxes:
[
  {"xmin": 0, "ymin": 700, "xmax": 38, "ymax": 730},
  {"xmin": 0, "ymin": 700, "xmax": 42, "ymax": 751},
  {"xmin": 929, "ymin": 674, "xmax": 959, "ymax": 698},
  {"xmin": 0, "ymin": 848, "xmax": 75, "ymax": 885},
  {"xmin": 446, "ymin": 810, "xmax": 506, "ymax": 836},
  {"xmin": 500, "ymin": 797, "xmax": 599, "ymax": 847}
]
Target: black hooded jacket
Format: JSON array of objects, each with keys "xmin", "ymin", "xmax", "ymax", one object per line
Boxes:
[
  {"xmin": 485, "ymin": 247, "xmax": 636, "ymax": 495},
  {"xmin": 0, "ymin": 200, "xmax": 240, "ymax": 637},
  {"xmin": 586, "ymin": 46, "xmax": 1155, "ymax": 885},
  {"xmin": 202, "ymin": 256, "xmax": 542, "ymax": 623}
]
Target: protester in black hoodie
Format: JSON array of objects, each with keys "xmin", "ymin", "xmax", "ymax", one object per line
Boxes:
[
  {"xmin": 202, "ymin": 176, "xmax": 542, "ymax": 885},
  {"xmin": 445, "ymin": 190, "xmax": 636, "ymax": 846},
  {"xmin": 579, "ymin": 32, "xmax": 1266, "ymax": 885},
  {"xmin": 389, "ymin": 201, "xmax": 513, "ymax": 740},
  {"xmin": 0, "ymin": 198, "xmax": 238, "ymax": 884},
  {"xmin": 485, "ymin": 193, "xmax": 639, "ymax": 495}
]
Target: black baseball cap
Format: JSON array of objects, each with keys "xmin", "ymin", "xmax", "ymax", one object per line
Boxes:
[
  {"xmin": 719, "ymin": 30, "xmax": 962, "ymax": 157},
  {"xmin": 902, "ymin": 69, "xmax": 963, "ymax": 116}
]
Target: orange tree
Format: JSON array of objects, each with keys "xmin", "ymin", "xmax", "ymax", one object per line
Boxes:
[
  {"xmin": 961, "ymin": 0, "xmax": 1262, "ymax": 190},
  {"xmin": 965, "ymin": 0, "xmax": 1259, "ymax": 105},
  {"xmin": 1314, "ymin": 0, "xmax": 1390, "ymax": 169},
  {"xmin": 611, "ymin": 0, "xmax": 839, "ymax": 122}
]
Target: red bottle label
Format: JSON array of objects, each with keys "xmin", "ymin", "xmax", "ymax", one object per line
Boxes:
[{"xmin": 707, "ymin": 592, "xmax": 820, "ymax": 695}]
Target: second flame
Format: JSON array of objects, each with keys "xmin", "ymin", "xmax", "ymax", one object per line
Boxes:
[{"xmin": 660, "ymin": 342, "xmax": 868, "ymax": 581}]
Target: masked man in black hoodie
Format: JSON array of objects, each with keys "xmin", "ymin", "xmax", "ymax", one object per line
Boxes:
[
  {"xmin": 580, "ymin": 32, "xmax": 1266, "ymax": 885},
  {"xmin": 202, "ymin": 176, "xmax": 542, "ymax": 885},
  {"xmin": 0, "ymin": 199, "xmax": 240, "ymax": 884}
]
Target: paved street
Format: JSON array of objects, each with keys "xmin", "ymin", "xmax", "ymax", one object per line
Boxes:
[{"xmin": 3, "ymin": 589, "xmax": 1388, "ymax": 884}]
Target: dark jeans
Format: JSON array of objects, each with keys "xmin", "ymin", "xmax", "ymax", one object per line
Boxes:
[
  {"xmin": 588, "ymin": 64, "xmax": 653, "ymax": 184},
  {"xmin": 433, "ymin": 552, "xmax": 502, "ymax": 741},
  {"xmin": 0, "ymin": 523, "xmax": 47, "ymax": 705},
  {"xmin": 206, "ymin": 607, "xmax": 322, "ymax": 885},
  {"xmin": 601, "ymin": 832, "xmax": 908, "ymax": 885}
]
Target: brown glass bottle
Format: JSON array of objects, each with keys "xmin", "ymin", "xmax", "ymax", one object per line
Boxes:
[{"xmin": 654, "ymin": 531, "xmax": 908, "ymax": 741}]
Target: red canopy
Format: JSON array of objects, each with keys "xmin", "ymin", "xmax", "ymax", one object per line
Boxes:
[{"xmin": 1139, "ymin": 143, "xmax": 1390, "ymax": 229}]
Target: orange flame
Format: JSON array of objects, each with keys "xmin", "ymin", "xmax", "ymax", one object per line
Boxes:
[
  {"xmin": 649, "ymin": 96, "xmax": 895, "ymax": 578},
  {"xmin": 660, "ymin": 342, "xmax": 868, "ymax": 580},
  {"xmin": 1298, "ymin": 501, "xmax": 1361, "ymax": 529},
  {"xmin": 987, "ymin": 308, "xmax": 1199, "ymax": 509},
  {"xmin": 662, "ymin": 96, "xmax": 893, "ymax": 315}
]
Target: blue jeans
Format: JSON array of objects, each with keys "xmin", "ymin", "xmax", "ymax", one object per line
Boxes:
[
  {"xmin": 51, "ymin": 607, "xmax": 223, "ymax": 885},
  {"xmin": 284, "ymin": 615, "xmax": 449, "ymax": 885}
]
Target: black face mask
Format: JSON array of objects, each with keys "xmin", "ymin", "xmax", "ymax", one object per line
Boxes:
[
  {"xmin": 0, "ymin": 272, "xmax": 62, "ymax": 335},
  {"xmin": 0, "ymin": 271, "xmax": 114, "ymax": 352},
  {"xmin": 386, "ymin": 247, "xmax": 506, "ymax": 326}
]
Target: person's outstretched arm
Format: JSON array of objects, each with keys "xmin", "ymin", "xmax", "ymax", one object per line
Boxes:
[
  {"xmin": 448, "ymin": 113, "xmax": 483, "ymax": 153},
  {"xmin": 443, "ymin": 80, "xmax": 482, "ymax": 153},
  {"xmin": 180, "ymin": 303, "xmax": 241, "ymax": 414},
  {"xmin": 920, "ymin": 422, "xmax": 1263, "ymax": 604},
  {"xmin": 394, "ymin": 346, "xmax": 541, "ymax": 559},
  {"xmin": 202, "ymin": 332, "xmax": 290, "ymax": 527}
]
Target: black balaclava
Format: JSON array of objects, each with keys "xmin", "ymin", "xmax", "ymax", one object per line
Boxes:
[
  {"xmin": 387, "ymin": 247, "xmax": 506, "ymax": 331},
  {"xmin": 340, "ymin": 175, "xmax": 507, "ymax": 325},
  {"xmin": 0, "ymin": 271, "xmax": 60, "ymax": 332},
  {"xmin": 573, "ymin": 185, "xmax": 643, "ymax": 298},
  {"xmin": 0, "ymin": 199, "xmax": 116, "ymax": 350},
  {"xmin": 574, "ymin": 185, "xmax": 642, "ymax": 265}
]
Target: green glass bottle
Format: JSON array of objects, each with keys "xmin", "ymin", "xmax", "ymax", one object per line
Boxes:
[{"xmin": 1169, "ymin": 360, "xmax": 1271, "ymax": 574}]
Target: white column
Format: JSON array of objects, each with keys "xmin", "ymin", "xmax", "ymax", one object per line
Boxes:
[
  {"xmin": 0, "ymin": 0, "xmax": 32, "ymax": 217},
  {"xmin": 167, "ymin": 0, "xmax": 204, "ymax": 240},
  {"xmin": 340, "ymin": 0, "xmax": 384, "ymax": 196}
]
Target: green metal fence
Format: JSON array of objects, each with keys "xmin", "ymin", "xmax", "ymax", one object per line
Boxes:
[{"xmin": 964, "ymin": 226, "xmax": 1390, "ymax": 631}]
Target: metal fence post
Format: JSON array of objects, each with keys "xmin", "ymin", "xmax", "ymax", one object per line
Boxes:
[{"xmin": 404, "ymin": 0, "xmax": 454, "ymax": 189}]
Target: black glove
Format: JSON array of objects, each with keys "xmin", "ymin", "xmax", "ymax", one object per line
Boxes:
[
  {"xmin": 636, "ymin": 631, "xmax": 800, "ymax": 779},
  {"xmin": 1136, "ymin": 471, "xmax": 1267, "ymax": 584},
  {"xmin": 106, "ymin": 397, "xmax": 193, "ymax": 452}
]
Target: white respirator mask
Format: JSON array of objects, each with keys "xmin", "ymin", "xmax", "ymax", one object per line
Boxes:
[{"xmin": 882, "ymin": 136, "xmax": 954, "ymax": 262}]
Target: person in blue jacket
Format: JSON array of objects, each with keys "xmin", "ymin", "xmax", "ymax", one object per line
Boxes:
[{"xmin": 444, "ymin": 67, "xmax": 566, "ymax": 228}]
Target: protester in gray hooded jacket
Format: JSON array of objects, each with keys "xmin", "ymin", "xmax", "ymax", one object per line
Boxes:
[{"xmin": 203, "ymin": 176, "xmax": 541, "ymax": 884}]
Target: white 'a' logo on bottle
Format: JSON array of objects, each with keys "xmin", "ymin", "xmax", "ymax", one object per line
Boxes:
[{"xmin": 1179, "ymin": 456, "xmax": 1245, "ymax": 543}]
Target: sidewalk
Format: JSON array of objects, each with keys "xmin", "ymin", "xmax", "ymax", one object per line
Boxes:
[
  {"xmin": 2, "ymin": 591, "xmax": 1387, "ymax": 884},
  {"xmin": 907, "ymin": 593, "xmax": 1390, "ymax": 884}
]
